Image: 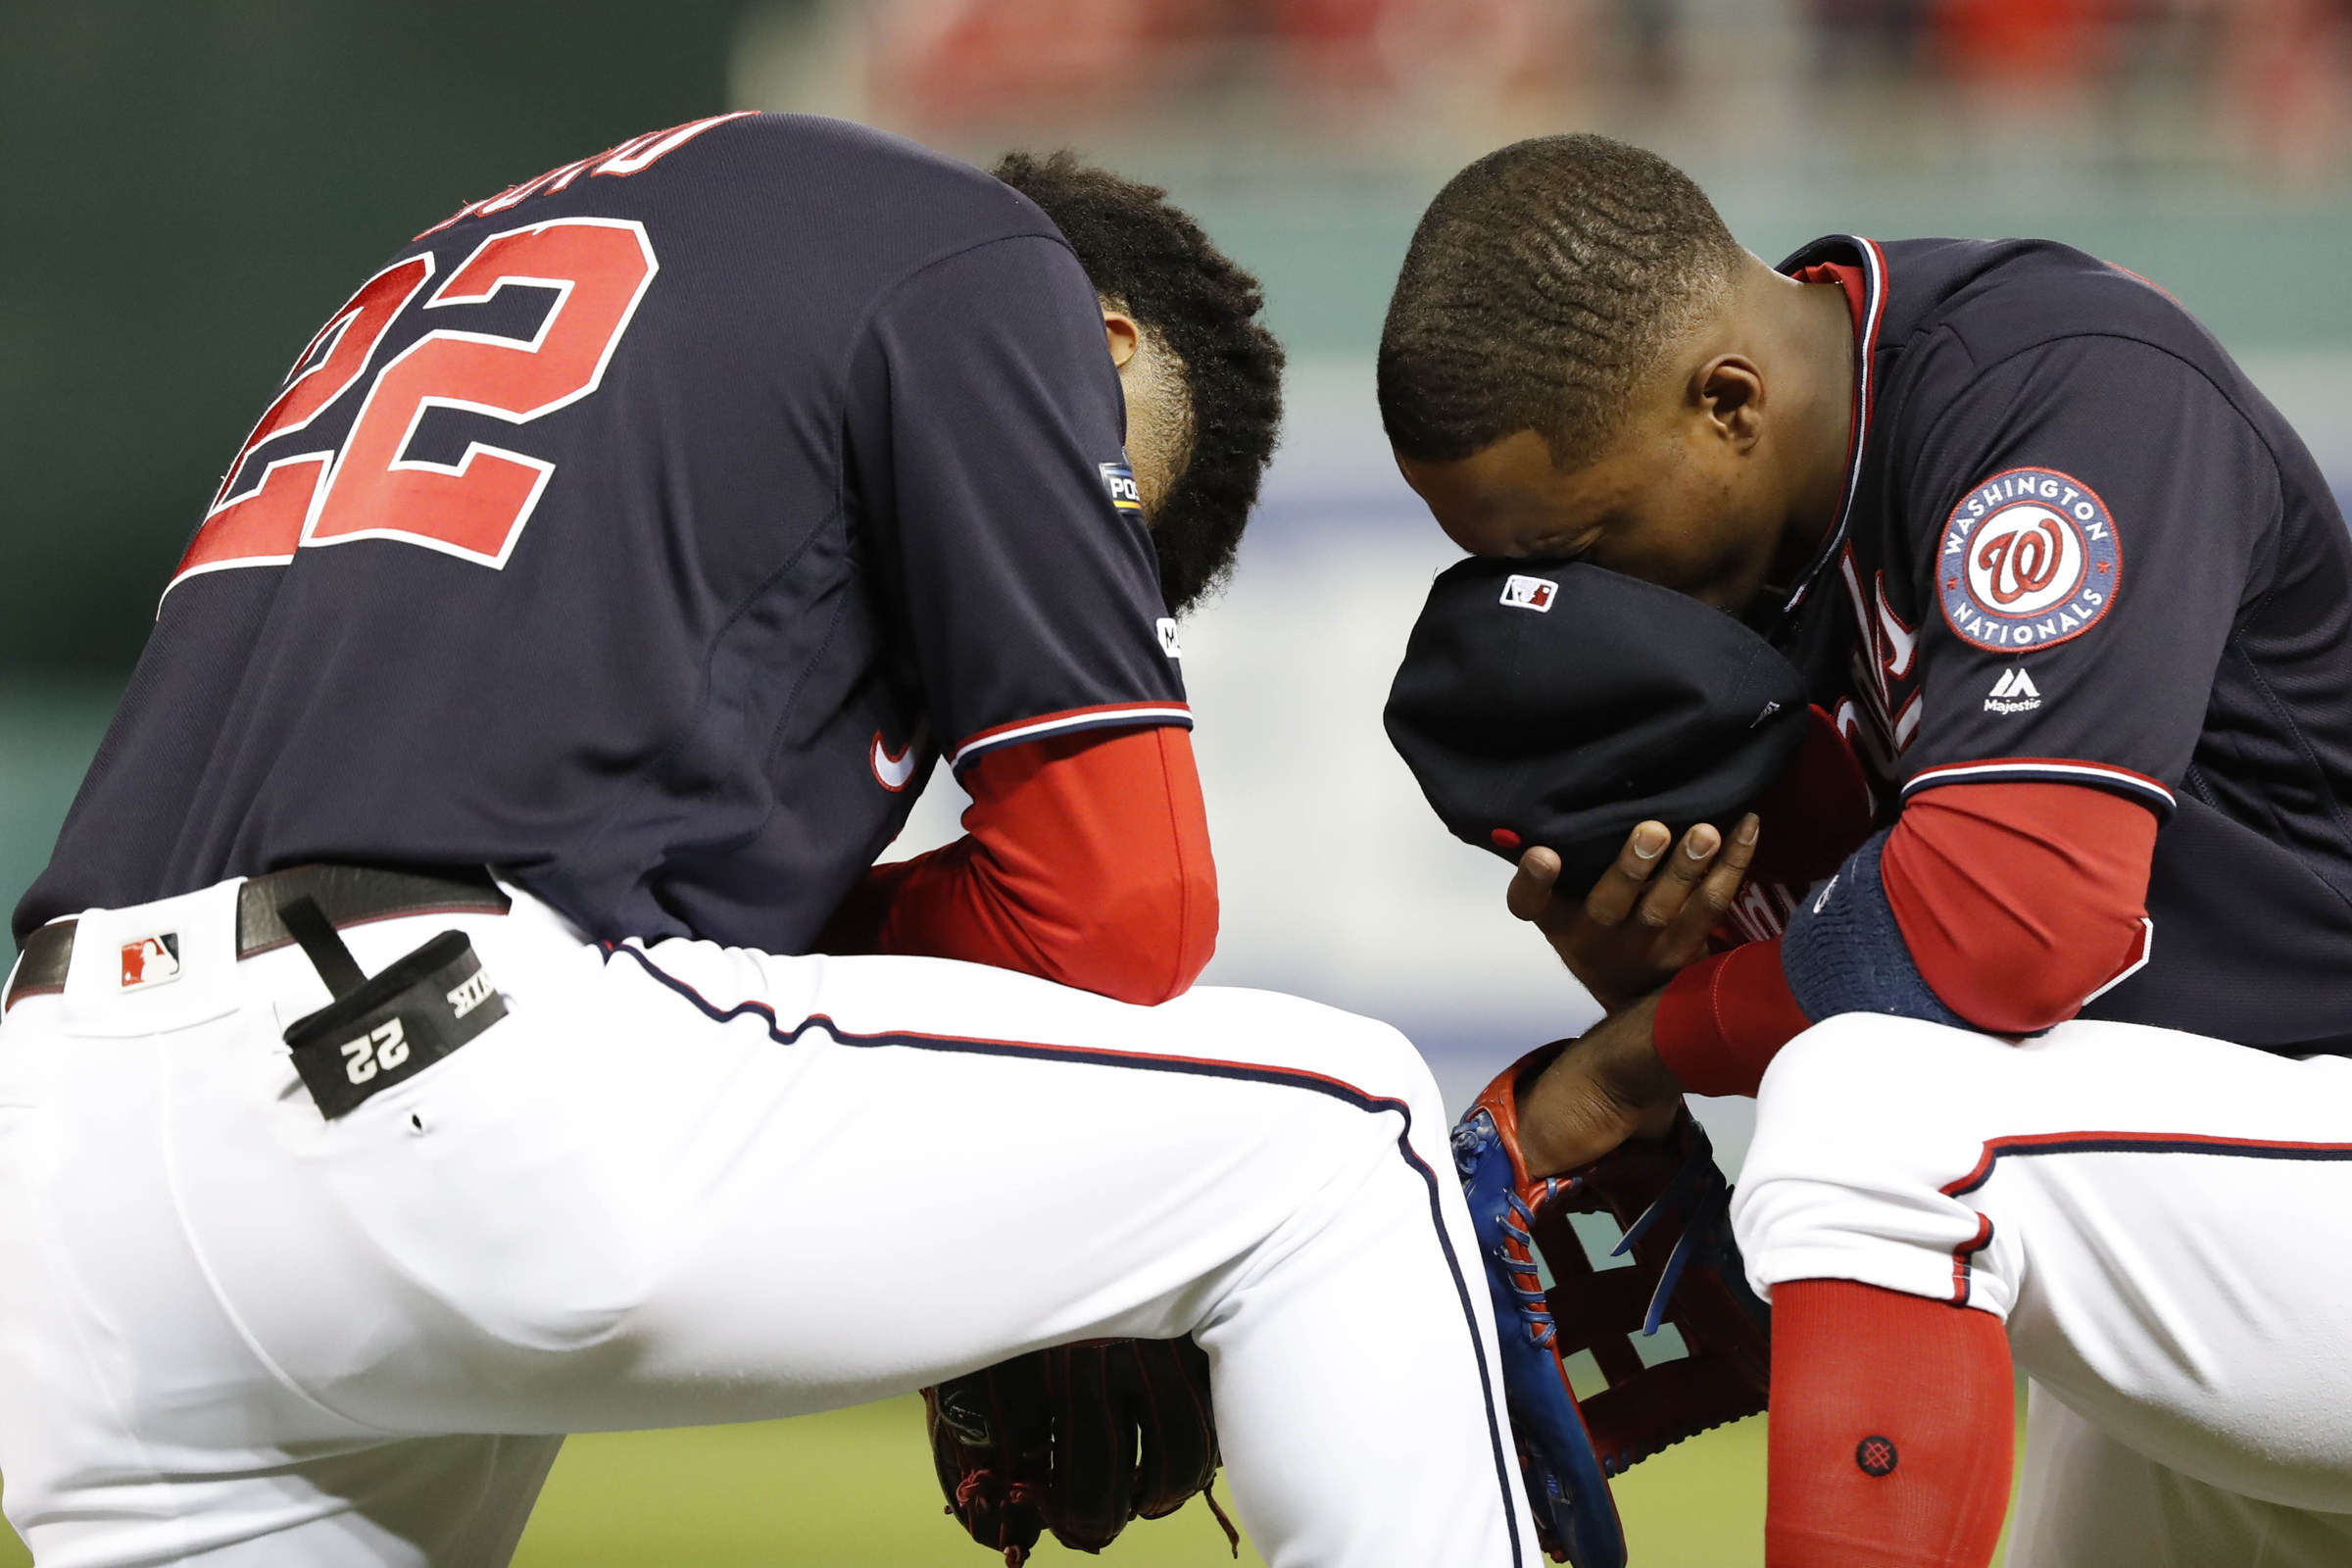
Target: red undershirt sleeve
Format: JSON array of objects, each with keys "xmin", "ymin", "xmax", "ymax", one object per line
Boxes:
[
  {"xmin": 1653, "ymin": 780, "xmax": 2156, "ymax": 1097},
  {"xmin": 815, "ymin": 724, "xmax": 1218, "ymax": 1006},
  {"xmin": 1879, "ymin": 781, "xmax": 2156, "ymax": 1035},
  {"xmin": 1654, "ymin": 939, "xmax": 1811, "ymax": 1099}
]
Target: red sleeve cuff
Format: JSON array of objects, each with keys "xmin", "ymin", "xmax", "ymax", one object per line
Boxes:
[
  {"xmin": 810, "ymin": 725, "xmax": 1217, "ymax": 1006},
  {"xmin": 1653, "ymin": 939, "xmax": 1814, "ymax": 1099}
]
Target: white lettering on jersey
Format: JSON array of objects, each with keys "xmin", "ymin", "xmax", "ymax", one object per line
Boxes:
[{"xmin": 1837, "ymin": 550, "xmax": 1923, "ymax": 776}]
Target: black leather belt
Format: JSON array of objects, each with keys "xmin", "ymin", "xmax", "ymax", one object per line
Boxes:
[{"xmin": 5, "ymin": 864, "xmax": 511, "ymax": 1013}]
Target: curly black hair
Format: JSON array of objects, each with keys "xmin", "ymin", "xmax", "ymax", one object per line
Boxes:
[
  {"xmin": 994, "ymin": 151, "xmax": 1285, "ymax": 614},
  {"xmin": 1379, "ymin": 135, "xmax": 1745, "ymax": 467}
]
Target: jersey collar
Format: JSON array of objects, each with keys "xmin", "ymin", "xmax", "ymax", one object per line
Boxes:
[{"xmin": 1774, "ymin": 235, "xmax": 1888, "ymax": 617}]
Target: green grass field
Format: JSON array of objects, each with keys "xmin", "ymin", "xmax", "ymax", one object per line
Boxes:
[
  {"xmin": 509, "ymin": 1403, "xmax": 1770, "ymax": 1566},
  {"xmin": 0, "ymin": 1401, "xmax": 1771, "ymax": 1566},
  {"xmin": 1, "ymin": 1395, "xmax": 2030, "ymax": 1564}
]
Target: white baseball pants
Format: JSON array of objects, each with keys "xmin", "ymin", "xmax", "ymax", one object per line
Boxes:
[
  {"xmin": 1734, "ymin": 1013, "xmax": 2352, "ymax": 1566},
  {"xmin": 0, "ymin": 878, "xmax": 1539, "ymax": 1567}
]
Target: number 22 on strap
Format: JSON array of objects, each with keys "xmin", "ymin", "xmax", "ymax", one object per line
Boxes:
[{"xmin": 169, "ymin": 217, "xmax": 657, "ymax": 597}]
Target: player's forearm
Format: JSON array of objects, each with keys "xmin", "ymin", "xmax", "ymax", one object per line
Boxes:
[
  {"xmin": 822, "ymin": 726, "xmax": 1218, "ymax": 1005},
  {"xmin": 1654, "ymin": 781, "xmax": 2157, "ymax": 1096}
]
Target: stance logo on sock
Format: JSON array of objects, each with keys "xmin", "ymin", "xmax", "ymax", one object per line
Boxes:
[{"xmin": 1855, "ymin": 1435, "xmax": 1898, "ymax": 1477}]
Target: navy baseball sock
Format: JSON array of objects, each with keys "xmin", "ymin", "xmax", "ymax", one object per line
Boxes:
[{"xmin": 1765, "ymin": 1279, "xmax": 2014, "ymax": 1567}]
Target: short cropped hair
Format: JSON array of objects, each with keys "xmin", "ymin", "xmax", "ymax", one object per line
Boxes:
[
  {"xmin": 1378, "ymin": 135, "xmax": 1745, "ymax": 468},
  {"xmin": 995, "ymin": 151, "xmax": 1285, "ymax": 614}
]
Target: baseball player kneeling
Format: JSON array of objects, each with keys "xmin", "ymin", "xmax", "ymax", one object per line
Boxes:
[
  {"xmin": 1378, "ymin": 135, "xmax": 2352, "ymax": 1566},
  {"xmin": 0, "ymin": 116, "xmax": 1541, "ymax": 1567}
]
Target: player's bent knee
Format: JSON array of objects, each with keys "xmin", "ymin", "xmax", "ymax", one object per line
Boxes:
[
  {"xmin": 1299, "ymin": 1004, "xmax": 1446, "ymax": 1119},
  {"xmin": 1342, "ymin": 1015, "xmax": 1441, "ymax": 1100},
  {"xmin": 1750, "ymin": 1012, "xmax": 2015, "ymax": 1180},
  {"xmin": 1738, "ymin": 1014, "xmax": 2028, "ymax": 1305},
  {"xmin": 1186, "ymin": 986, "xmax": 1439, "ymax": 1092},
  {"xmin": 1756, "ymin": 1010, "xmax": 2003, "ymax": 1131}
]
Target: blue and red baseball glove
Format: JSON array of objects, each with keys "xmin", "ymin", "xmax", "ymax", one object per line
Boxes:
[{"xmin": 1452, "ymin": 1046, "xmax": 1773, "ymax": 1566}]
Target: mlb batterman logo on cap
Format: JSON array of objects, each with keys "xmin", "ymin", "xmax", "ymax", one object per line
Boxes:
[
  {"xmin": 1499, "ymin": 573, "xmax": 1558, "ymax": 612},
  {"xmin": 1384, "ymin": 558, "xmax": 1811, "ymax": 896}
]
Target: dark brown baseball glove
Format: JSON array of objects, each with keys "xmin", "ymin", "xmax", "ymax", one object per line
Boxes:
[{"xmin": 922, "ymin": 1337, "xmax": 1239, "ymax": 1564}]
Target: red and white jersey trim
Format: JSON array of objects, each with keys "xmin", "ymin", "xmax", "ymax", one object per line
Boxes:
[
  {"xmin": 2083, "ymin": 916, "xmax": 2155, "ymax": 1004},
  {"xmin": 950, "ymin": 702, "xmax": 1193, "ymax": 771},
  {"xmin": 1901, "ymin": 757, "xmax": 2176, "ymax": 815}
]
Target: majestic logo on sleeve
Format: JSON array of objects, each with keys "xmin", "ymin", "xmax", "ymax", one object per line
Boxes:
[
  {"xmin": 1937, "ymin": 468, "xmax": 2120, "ymax": 652},
  {"xmin": 1984, "ymin": 667, "xmax": 2041, "ymax": 713}
]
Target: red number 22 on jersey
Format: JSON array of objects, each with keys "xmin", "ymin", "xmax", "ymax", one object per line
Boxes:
[{"xmin": 168, "ymin": 217, "xmax": 657, "ymax": 599}]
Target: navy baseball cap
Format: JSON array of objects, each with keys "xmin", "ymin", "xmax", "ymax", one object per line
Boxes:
[{"xmin": 1385, "ymin": 558, "xmax": 1810, "ymax": 891}]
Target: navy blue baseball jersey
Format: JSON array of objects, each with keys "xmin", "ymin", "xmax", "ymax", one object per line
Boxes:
[
  {"xmin": 1766, "ymin": 235, "xmax": 2352, "ymax": 1054},
  {"xmin": 16, "ymin": 113, "xmax": 1188, "ymax": 953}
]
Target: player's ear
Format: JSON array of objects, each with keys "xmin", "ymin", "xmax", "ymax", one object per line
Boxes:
[
  {"xmin": 1102, "ymin": 307, "xmax": 1142, "ymax": 369},
  {"xmin": 1692, "ymin": 353, "xmax": 1765, "ymax": 449}
]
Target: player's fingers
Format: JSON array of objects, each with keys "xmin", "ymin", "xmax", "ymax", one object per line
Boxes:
[
  {"xmin": 1506, "ymin": 846, "xmax": 1564, "ymax": 921},
  {"xmin": 1580, "ymin": 821, "xmax": 1672, "ymax": 928},
  {"xmin": 1673, "ymin": 814, "xmax": 1760, "ymax": 935},
  {"xmin": 1723, "ymin": 812, "xmax": 1760, "ymax": 875},
  {"xmin": 1631, "ymin": 822, "xmax": 1722, "ymax": 929}
]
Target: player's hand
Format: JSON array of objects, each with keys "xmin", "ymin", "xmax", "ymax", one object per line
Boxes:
[
  {"xmin": 1505, "ymin": 814, "xmax": 1759, "ymax": 1014},
  {"xmin": 1516, "ymin": 992, "xmax": 1685, "ymax": 1177}
]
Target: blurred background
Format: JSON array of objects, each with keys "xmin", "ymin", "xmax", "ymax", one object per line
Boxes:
[{"xmin": 4, "ymin": 0, "xmax": 2348, "ymax": 1560}]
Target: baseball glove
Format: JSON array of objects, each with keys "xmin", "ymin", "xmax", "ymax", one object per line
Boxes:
[
  {"xmin": 922, "ymin": 1337, "xmax": 1239, "ymax": 1565},
  {"xmin": 1452, "ymin": 1045, "xmax": 1772, "ymax": 1567}
]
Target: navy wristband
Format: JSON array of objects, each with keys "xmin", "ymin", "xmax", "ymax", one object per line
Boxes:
[{"xmin": 1780, "ymin": 830, "xmax": 1972, "ymax": 1031}]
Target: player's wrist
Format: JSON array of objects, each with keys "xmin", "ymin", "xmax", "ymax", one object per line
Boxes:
[
  {"xmin": 1518, "ymin": 991, "xmax": 1683, "ymax": 1176},
  {"xmin": 1564, "ymin": 957, "xmax": 1642, "ymax": 1016}
]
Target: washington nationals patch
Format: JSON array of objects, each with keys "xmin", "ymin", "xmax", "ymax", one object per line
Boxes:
[{"xmin": 1936, "ymin": 467, "xmax": 2121, "ymax": 652}]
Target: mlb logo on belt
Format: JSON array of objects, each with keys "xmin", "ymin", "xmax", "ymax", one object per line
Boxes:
[
  {"xmin": 1499, "ymin": 574, "xmax": 1557, "ymax": 612},
  {"xmin": 120, "ymin": 933, "xmax": 182, "ymax": 991}
]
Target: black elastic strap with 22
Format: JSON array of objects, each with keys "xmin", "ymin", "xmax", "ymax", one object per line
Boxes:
[{"xmin": 277, "ymin": 894, "xmax": 508, "ymax": 1119}]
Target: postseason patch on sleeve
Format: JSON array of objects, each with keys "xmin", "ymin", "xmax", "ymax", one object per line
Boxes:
[
  {"xmin": 1099, "ymin": 460, "xmax": 1145, "ymax": 518},
  {"xmin": 1936, "ymin": 466, "xmax": 2121, "ymax": 652}
]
